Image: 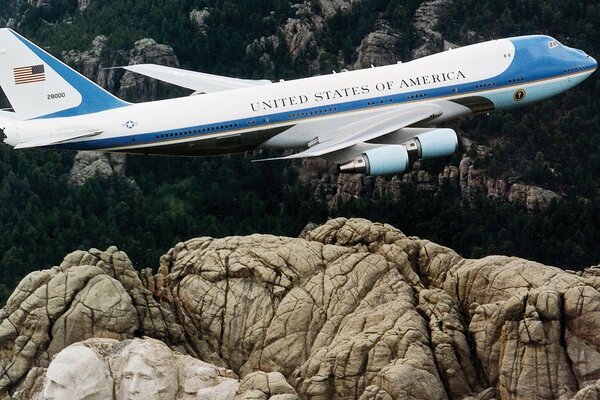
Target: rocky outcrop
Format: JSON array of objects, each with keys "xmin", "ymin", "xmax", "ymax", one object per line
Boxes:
[
  {"xmin": 246, "ymin": 34, "xmax": 282, "ymax": 71},
  {"xmin": 299, "ymin": 154, "xmax": 562, "ymax": 211},
  {"xmin": 26, "ymin": 0, "xmax": 50, "ymax": 7},
  {"xmin": 315, "ymin": 0, "xmax": 354, "ymax": 18},
  {"xmin": 250, "ymin": 0, "xmax": 359, "ymax": 73},
  {"xmin": 190, "ymin": 8, "xmax": 210, "ymax": 36},
  {"xmin": 281, "ymin": 2, "xmax": 326, "ymax": 65},
  {"xmin": 2, "ymin": 218, "xmax": 600, "ymax": 399},
  {"xmin": 411, "ymin": 0, "xmax": 458, "ymax": 59},
  {"xmin": 62, "ymin": 35, "xmax": 178, "ymax": 102},
  {"xmin": 458, "ymin": 157, "xmax": 562, "ymax": 210},
  {"xmin": 68, "ymin": 151, "xmax": 131, "ymax": 187},
  {"xmin": 118, "ymin": 38, "xmax": 180, "ymax": 101},
  {"xmin": 77, "ymin": 0, "xmax": 90, "ymax": 10},
  {"xmin": 63, "ymin": 35, "xmax": 120, "ymax": 92},
  {"xmin": 354, "ymin": 20, "xmax": 403, "ymax": 68}
]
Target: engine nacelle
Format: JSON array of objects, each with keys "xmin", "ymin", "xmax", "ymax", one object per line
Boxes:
[
  {"xmin": 339, "ymin": 145, "xmax": 409, "ymax": 176},
  {"xmin": 404, "ymin": 128, "xmax": 458, "ymax": 160},
  {"xmin": 338, "ymin": 128, "xmax": 458, "ymax": 176}
]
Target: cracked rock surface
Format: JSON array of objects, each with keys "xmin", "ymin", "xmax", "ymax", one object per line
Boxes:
[{"xmin": 2, "ymin": 218, "xmax": 600, "ymax": 399}]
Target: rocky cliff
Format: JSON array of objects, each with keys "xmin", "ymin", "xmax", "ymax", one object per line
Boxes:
[{"xmin": 1, "ymin": 218, "xmax": 600, "ymax": 399}]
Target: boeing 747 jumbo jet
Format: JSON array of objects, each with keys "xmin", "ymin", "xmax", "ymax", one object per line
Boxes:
[{"xmin": 0, "ymin": 29, "xmax": 596, "ymax": 175}]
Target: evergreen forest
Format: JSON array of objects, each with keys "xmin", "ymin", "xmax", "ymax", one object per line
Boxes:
[{"xmin": 0, "ymin": 0, "xmax": 599, "ymax": 303}]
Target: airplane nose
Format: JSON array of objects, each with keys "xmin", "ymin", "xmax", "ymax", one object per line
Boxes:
[{"xmin": 588, "ymin": 55, "xmax": 598, "ymax": 71}]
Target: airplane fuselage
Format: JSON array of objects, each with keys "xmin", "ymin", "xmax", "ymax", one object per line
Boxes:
[{"xmin": 2, "ymin": 35, "xmax": 597, "ymax": 161}]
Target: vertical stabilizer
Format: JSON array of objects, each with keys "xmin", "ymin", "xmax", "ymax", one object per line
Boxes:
[{"xmin": 0, "ymin": 28, "xmax": 128, "ymax": 120}]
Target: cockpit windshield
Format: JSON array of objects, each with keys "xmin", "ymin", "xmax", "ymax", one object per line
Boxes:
[{"xmin": 548, "ymin": 40, "xmax": 560, "ymax": 49}]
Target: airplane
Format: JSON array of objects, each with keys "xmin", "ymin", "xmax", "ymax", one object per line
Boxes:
[{"xmin": 0, "ymin": 28, "xmax": 596, "ymax": 176}]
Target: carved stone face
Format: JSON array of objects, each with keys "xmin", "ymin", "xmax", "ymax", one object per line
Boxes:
[
  {"xmin": 180, "ymin": 367, "xmax": 218, "ymax": 399},
  {"xmin": 43, "ymin": 363, "xmax": 77, "ymax": 400},
  {"xmin": 117, "ymin": 339, "xmax": 178, "ymax": 400},
  {"xmin": 121, "ymin": 354, "xmax": 161, "ymax": 399},
  {"xmin": 43, "ymin": 346, "xmax": 112, "ymax": 400}
]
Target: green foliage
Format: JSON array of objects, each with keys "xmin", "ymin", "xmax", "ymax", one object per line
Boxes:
[
  {"xmin": 0, "ymin": 149, "xmax": 328, "ymax": 305},
  {"xmin": 333, "ymin": 182, "xmax": 600, "ymax": 269}
]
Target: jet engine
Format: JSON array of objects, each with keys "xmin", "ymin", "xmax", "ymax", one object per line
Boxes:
[{"xmin": 339, "ymin": 128, "xmax": 458, "ymax": 176}]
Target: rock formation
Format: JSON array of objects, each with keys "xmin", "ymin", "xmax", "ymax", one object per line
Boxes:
[
  {"xmin": 411, "ymin": 0, "xmax": 458, "ymax": 59},
  {"xmin": 314, "ymin": 0, "xmax": 354, "ymax": 19},
  {"xmin": 77, "ymin": 0, "xmax": 90, "ymax": 10},
  {"xmin": 298, "ymin": 153, "xmax": 563, "ymax": 211},
  {"xmin": 354, "ymin": 20, "xmax": 403, "ymax": 69},
  {"xmin": 62, "ymin": 35, "xmax": 125, "ymax": 95},
  {"xmin": 281, "ymin": 2, "xmax": 326, "ymax": 67},
  {"xmin": 190, "ymin": 8, "xmax": 210, "ymax": 36},
  {"xmin": 68, "ymin": 151, "xmax": 131, "ymax": 187},
  {"xmin": 2, "ymin": 218, "xmax": 600, "ymax": 399},
  {"xmin": 118, "ymin": 38, "xmax": 180, "ymax": 101},
  {"xmin": 249, "ymin": 0, "xmax": 357, "ymax": 73},
  {"xmin": 458, "ymin": 157, "xmax": 562, "ymax": 210}
]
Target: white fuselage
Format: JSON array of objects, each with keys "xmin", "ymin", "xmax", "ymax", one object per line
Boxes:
[{"xmin": 4, "ymin": 35, "xmax": 597, "ymax": 157}]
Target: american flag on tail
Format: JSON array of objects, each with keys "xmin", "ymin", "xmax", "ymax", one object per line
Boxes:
[{"xmin": 13, "ymin": 64, "xmax": 45, "ymax": 85}]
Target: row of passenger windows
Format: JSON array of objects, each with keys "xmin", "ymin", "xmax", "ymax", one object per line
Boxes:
[
  {"xmin": 406, "ymin": 93, "xmax": 428, "ymax": 99},
  {"xmin": 155, "ymin": 123, "xmax": 240, "ymax": 139},
  {"xmin": 508, "ymin": 77, "xmax": 524, "ymax": 83},
  {"xmin": 288, "ymin": 107, "xmax": 338, "ymax": 119},
  {"xmin": 367, "ymin": 99, "xmax": 395, "ymax": 106},
  {"xmin": 475, "ymin": 82, "xmax": 497, "ymax": 89}
]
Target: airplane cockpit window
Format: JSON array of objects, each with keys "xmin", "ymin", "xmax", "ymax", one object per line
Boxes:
[{"xmin": 548, "ymin": 40, "xmax": 560, "ymax": 49}]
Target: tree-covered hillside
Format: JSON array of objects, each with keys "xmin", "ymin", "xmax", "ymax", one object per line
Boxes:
[{"xmin": 0, "ymin": 0, "xmax": 599, "ymax": 303}]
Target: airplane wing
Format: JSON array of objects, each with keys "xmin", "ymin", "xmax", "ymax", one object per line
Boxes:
[
  {"xmin": 258, "ymin": 103, "xmax": 442, "ymax": 161},
  {"xmin": 121, "ymin": 64, "xmax": 272, "ymax": 93},
  {"xmin": 14, "ymin": 128, "xmax": 103, "ymax": 149}
]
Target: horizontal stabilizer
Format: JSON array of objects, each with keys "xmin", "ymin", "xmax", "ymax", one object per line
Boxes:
[
  {"xmin": 0, "ymin": 110, "xmax": 17, "ymax": 120},
  {"xmin": 121, "ymin": 64, "xmax": 272, "ymax": 93},
  {"xmin": 15, "ymin": 128, "xmax": 102, "ymax": 149}
]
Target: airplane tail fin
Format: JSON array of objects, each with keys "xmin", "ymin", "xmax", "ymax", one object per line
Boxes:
[{"xmin": 0, "ymin": 28, "xmax": 128, "ymax": 120}]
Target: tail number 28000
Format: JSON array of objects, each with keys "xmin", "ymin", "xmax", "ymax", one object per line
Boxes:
[{"xmin": 47, "ymin": 92, "xmax": 66, "ymax": 100}]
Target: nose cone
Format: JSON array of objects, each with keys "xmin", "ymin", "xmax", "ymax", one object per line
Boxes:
[{"xmin": 588, "ymin": 55, "xmax": 598, "ymax": 72}]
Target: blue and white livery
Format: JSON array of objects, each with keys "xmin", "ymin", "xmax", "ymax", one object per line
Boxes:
[{"xmin": 0, "ymin": 29, "xmax": 596, "ymax": 175}]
